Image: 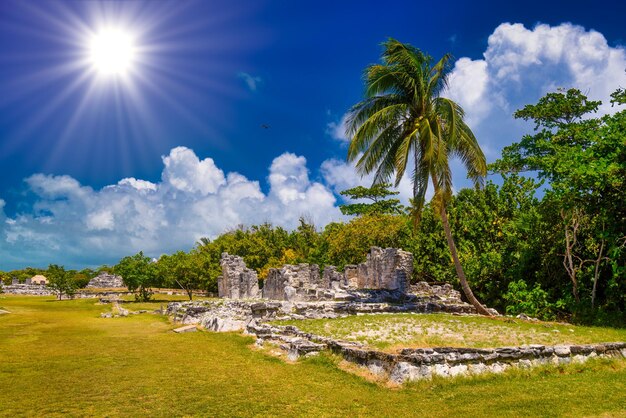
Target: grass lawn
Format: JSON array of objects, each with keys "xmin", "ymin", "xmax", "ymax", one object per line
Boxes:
[
  {"xmin": 273, "ymin": 313, "xmax": 626, "ymax": 352},
  {"xmin": 0, "ymin": 295, "xmax": 625, "ymax": 417}
]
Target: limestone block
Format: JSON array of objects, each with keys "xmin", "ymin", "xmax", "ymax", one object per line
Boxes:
[
  {"xmin": 173, "ymin": 325, "xmax": 197, "ymax": 333},
  {"xmin": 353, "ymin": 247, "xmax": 412, "ymax": 292},
  {"xmin": 322, "ymin": 266, "xmax": 343, "ymax": 289},
  {"xmin": 262, "ymin": 264, "xmax": 321, "ymax": 301},
  {"xmin": 219, "ymin": 253, "xmax": 260, "ymax": 299},
  {"xmin": 390, "ymin": 362, "xmax": 426, "ymax": 384},
  {"xmin": 343, "ymin": 265, "xmax": 359, "ymax": 289}
]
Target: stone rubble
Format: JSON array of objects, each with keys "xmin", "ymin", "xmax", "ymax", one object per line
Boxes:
[{"xmin": 166, "ymin": 294, "xmax": 476, "ymax": 333}]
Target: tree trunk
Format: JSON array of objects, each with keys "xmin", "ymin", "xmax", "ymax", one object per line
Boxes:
[
  {"xmin": 438, "ymin": 204, "xmax": 493, "ymax": 316},
  {"xmin": 561, "ymin": 209, "xmax": 581, "ymax": 303},
  {"xmin": 591, "ymin": 237, "xmax": 605, "ymax": 310}
]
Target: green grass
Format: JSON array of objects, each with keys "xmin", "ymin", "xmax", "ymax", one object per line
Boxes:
[
  {"xmin": 273, "ymin": 313, "xmax": 626, "ymax": 351},
  {"xmin": 1, "ymin": 295, "xmax": 625, "ymax": 417}
]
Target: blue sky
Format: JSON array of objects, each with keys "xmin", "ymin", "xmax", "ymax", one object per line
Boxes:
[{"xmin": 0, "ymin": 0, "xmax": 625, "ymax": 270}]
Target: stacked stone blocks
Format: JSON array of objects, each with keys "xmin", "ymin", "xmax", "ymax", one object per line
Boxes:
[{"xmin": 219, "ymin": 247, "xmax": 414, "ymax": 302}]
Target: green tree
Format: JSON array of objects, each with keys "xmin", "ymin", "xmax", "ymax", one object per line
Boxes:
[
  {"xmin": 346, "ymin": 39, "xmax": 491, "ymax": 315},
  {"xmin": 339, "ymin": 183, "xmax": 404, "ymax": 216},
  {"xmin": 114, "ymin": 252, "xmax": 156, "ymax": 302},
  {"xmin": 47, "ymin": 264, "xmax": 77, "ymax": 300},
  {"xmin": 493, "ymin": 87, "xmax": 626, "ymax": 321},
  {"xmin": 324, "ymin": 213, "xmax": 413, "ymax": 269},
  {"xmin": 158, "ymin": 251, "xmax": 208, "ymax": 300}
]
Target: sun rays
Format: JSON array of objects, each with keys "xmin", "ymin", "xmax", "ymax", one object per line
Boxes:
[{"xmin": 0, "ymin": 0, "xmax": 246, "ymax": 177}]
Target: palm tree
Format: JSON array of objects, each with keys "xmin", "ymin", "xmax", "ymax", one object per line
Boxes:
[{"xmin": 346, "ymin": 38, "xmax": 492, "ymax": 316}]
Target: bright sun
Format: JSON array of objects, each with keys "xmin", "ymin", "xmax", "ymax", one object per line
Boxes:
[{"xmin": 89, "ymin": 28, "xmax": 136, "ymax": 76}]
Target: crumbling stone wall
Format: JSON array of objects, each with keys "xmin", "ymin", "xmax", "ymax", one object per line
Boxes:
[
  {"xmin": 248, "ymin": 322, "xmax": 626, "ymax": 384},
  {"xmin": 218, "ymin": 253, "xmax": 260, "ymax": 299},
  {"xmin": 322, "ymin": 266, "xmax": 344, "ymax": 290},
  {"xmin": 219, "ymin": 247, "xmax": 413, "ymax": 301},
  {"xmin": 263, "ymin": 264, "xmax": 323, "ymax": 301},
  {"xmin": 354, "ymin": 247, "xmax": 412, "ymax": 292}
]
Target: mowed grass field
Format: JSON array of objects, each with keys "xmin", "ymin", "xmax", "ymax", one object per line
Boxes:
[{"xmin": 1, "ymin": 296, "xmax": 625, "ymax": 417}]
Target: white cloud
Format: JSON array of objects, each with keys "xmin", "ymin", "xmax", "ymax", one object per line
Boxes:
[
  {"xmin": 0, "ymin": 147, "xmax": 343, "ymax": 269},
  {"xmin": 162, "ymin": 146, "xmax": 225, "ymax": 195},
  {"xmin": 326, "ymin": 114, "xmax": 350, "ymax": 143},
  {"xmin": 446, "ymin": 22, "xmax": 626, "ymax": 160},
  {"xmin": 237, "ymin": 72, "xmax": 262, "ymax": 91},
  {"xmin": 117, "ymin": 178, "xmax": 157, "ymax": 192}
]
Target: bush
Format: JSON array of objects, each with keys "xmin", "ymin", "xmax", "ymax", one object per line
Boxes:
[{"xmin": 503, "ymin": 280, "xmax": 560, "ymax": 321}]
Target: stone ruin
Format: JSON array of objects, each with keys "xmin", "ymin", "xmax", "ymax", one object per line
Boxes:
[
  {"xmin": 86, "ymin": 272, "xmax": 124, "ymax": 288},
  {"xmin": 165, "ymin": 247, "xmax": 626, "ymax": 384},
  {"xmin": 218, "ymin": 247, "xmax": 414, "ymax": 302},
  {"xmin": 0, "ymin": 281, "xmax": 54, "ymax": 296},
  {"xmin": 345, "ymin": 247, "xmax": 412, "ymax": 292},
  {"xmin": 217, "ymin": 253, "xmax": 260, "ymax": 299}
]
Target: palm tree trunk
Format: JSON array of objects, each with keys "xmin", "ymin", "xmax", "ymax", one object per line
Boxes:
[{"xmin": 431, "ymin": 176, "xmax": 492, "ymax": 316}]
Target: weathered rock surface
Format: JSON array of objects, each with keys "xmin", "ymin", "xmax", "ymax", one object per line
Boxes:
[
  {"xmin": 218, "ymin": 253, "xmax": 260, "ymax": 299},
  {"xmin": 263, "ymin": 264, "xmax": 325, "ymax": 301},
  {"xmin": 86, "ymin": 273, "xmax": 124, "ymax": 288},
  {"xmin": 354, "ymin": 247, "xmax": 412, "ymax": 292}
]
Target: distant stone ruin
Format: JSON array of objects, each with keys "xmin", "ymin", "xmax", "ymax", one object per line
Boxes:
[
  {"xmin": 86, "ymin": 272, "xmax": 124, "ymax": 288},
  {"xmin": 219, "ymin": 247, "xmax": 413, "ymax": 302},
  {"xmin": 0, "ymin": 282, "xmax": 54, "ymax": 296},
  {"xmin": 217, "ymin": 253, "xmax": 260, "ymax": 299}
]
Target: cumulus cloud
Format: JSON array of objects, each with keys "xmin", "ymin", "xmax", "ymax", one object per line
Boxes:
[
  {"xmin": 0, "ymin": 147, "xmax": 341, "ymax": 269},
  {"xmin": 326, "ymin": 114, "xmax": 350, "ymax": 143},
  {"xmin": 446, "ymin": 22, "xmax": 626, "ymax": 158},
  {"xmin": 237, "ymin": 72, "xmax": 262, "ymax": 91}
]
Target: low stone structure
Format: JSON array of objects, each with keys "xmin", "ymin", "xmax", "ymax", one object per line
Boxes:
[
  {"xmin": 217, "ymin": 253, "xmax": 260, "ymax": 299},
  {"xmin": 86, "ymin": 272, "xmax": 124, "ymax": 288},
  {"xmin": 248, "ymin": 322, "xmax": 626, "ymax": 384}
]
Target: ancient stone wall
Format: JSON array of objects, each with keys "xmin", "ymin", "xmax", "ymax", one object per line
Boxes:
[
  {"xmin": 247, "ymin": 322, "xmax": 626, "ymax": 384},
  {"xmin": 353, "ymin": 247, "xmax": 412, "ymax": 292},
  {"xmin": 218, "ymin": 253, "xmax": 260, "ymax": 299},
  {"xmin": 263, "ymin": 264, "xmax": 323, "ymax": 301},
  {"xmin": 86, "ymin": 273, "xmax": 124, "ymax": 288},
  {"xmin": 219, "ymin": 247, "xmax": 413, "ymax": 301}
]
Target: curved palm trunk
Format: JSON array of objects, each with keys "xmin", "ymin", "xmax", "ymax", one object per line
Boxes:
[
  {"xmin": 438, "ymin": 204, "xmax": 492, "ymax": 316},
  {"xmin": 430, "ymin": 175, "xmax": 492, "ymax": 316}
]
